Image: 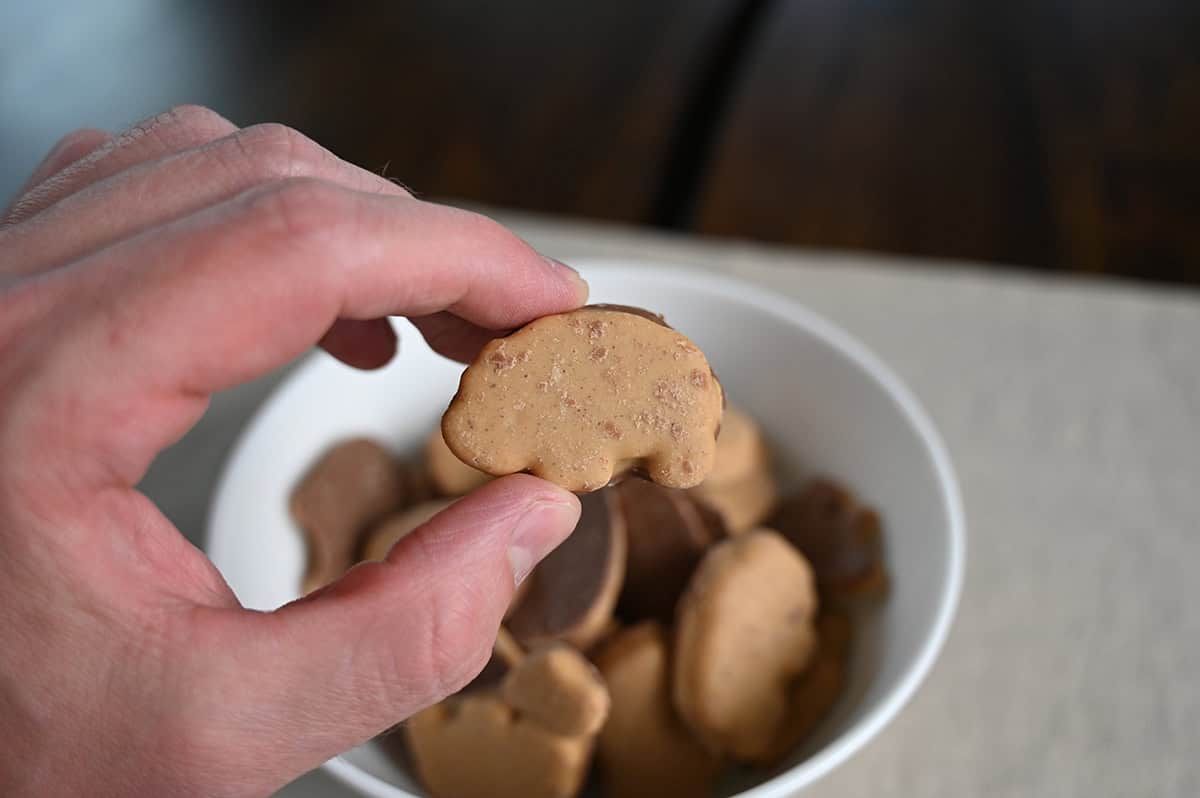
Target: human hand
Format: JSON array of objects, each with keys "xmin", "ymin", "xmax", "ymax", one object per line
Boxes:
[{"xmin": 0, "ymin": 106, "xmax": 587, "ymax": 797}]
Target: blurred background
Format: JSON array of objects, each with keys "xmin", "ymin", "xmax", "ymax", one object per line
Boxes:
[{"xmin": 2, "ymin": 0, "xmax": 1198, "ymax": 283}]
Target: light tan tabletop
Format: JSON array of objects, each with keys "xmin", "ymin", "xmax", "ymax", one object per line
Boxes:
[{"xmin": 140, "ymin": 210, "xmax": 1200, "ymax": 798}]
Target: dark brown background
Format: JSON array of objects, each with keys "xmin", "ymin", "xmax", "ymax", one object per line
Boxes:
[{"xmin": 3, "ymin": 0, "xmax": 1198, "ymax": 283}]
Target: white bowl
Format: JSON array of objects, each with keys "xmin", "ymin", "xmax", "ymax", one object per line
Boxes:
[{"xmin": 206, "ymin": 261, "xmax": 964, "ymax": 798}]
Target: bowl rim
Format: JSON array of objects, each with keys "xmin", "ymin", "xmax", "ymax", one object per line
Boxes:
[{"xmin": 222, "ymin": 260, "xmax": 965, "ymax": 798}]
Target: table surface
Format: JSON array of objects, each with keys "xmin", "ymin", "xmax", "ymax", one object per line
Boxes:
[{"xmin": 139, "ymin": 210, "xmax": 1200, "ymax": 798}]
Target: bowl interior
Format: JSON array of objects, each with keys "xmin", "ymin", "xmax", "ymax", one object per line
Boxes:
[{"xmin": 206, "ymin": 262, "xmax": 962, "ymax": 798}]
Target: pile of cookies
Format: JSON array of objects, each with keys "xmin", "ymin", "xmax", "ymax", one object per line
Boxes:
[
  {"xmin": 290, "ymin": 414, "xmax": 885, "ymax": 798},
  {"xmin": 288, "ymin": 305, "xmax": 888, "ymax": 797}
]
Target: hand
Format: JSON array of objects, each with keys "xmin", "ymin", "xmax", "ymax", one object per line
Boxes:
[{"xmin": 0, "ymin": 106, "xmax": 587, "ymax": 797}]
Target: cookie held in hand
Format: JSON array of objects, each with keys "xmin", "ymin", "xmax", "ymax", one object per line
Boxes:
[{"xmin": 442, "ymin": 305, "xmax": 724, "ymax": 492}]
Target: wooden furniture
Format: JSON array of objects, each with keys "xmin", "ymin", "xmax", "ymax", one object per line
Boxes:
[{"xmin": 273, "ymin": 0, "xmax": 1198, "ymax": 282}]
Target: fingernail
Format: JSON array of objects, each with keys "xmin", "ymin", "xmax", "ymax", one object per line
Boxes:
[
  {"xmin": 508, "ymin": 498, "xmax": 579, "ymax": 586},
  {"xmin": 544, "ymin": 256, "xmax": 589, "ymax": 303}
]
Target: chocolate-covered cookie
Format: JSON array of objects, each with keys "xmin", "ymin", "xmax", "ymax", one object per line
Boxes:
[
  {"xmin": 614, "ymin": 478, "xmax": 724, "ymax": 623},
  {"xmin": 506, "ymin": 489, "xmax": 627, "ymax": 650},
  {"xmin": 770, "ymin": 479, "xmax": 887, "ymax": 598}
]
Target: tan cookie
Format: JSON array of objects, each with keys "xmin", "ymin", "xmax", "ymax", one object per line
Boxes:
[
  {"xmin": 593, "ymin": 622, "xmax": 722, "ymax": 798},
  {"xmin": 406, "ymin": 693, "xmax": 593, "ymax": 798},
  {"xmin": 673, "ymin": 530, "xmax": 819, "ymax": 761},
  {"xmin": 359, "ymin": 498, "xmax": 455, "ymax": 562},
  {"xmin": 614, "ymin": 478, "xmax": 724, "ymax": 623},
  {"xmin": 289, "ymin": 439, "xmax": 413, "ymax": 593},
  {"xmin": 752, "ymin": 611, "xmax": 852, "ymax": 764},
  {"xmin": 507, "ymin": 489, "xmax": 627, "ymax": 650},
  {"xmin": 426, "ymin": 427, "xmax": 492, "ymax": 495},
  {"xmin": 501, "ymin": 642, "xmax": 610, "ymax": 737},
  {"xmin": 770, "ymin": 479, "xmax": 887, "ymax": 598},
  {"xmin": 442, "ymin": 305, "xmax": 724, "ymax": 492},
  {"xmin": 584, "ymin": 617, "xmax": 624, "ymax": 655},
  {"xmin": 703, "ymin": 405, "xmax": 769, "ymax": 488},
  {"xmin": 689, "ymin": 466, "xmax": 779, "ymax": 535}
]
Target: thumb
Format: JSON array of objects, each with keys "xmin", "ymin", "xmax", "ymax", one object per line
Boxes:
[{"xmin": 202, "ymin": 475, "xmax": 579, "ymax": 790}]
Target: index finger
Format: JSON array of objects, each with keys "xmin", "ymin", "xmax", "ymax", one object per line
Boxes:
[{"xmin": 19, "ymin": 179, "xmax": 587, "ymax": 488}]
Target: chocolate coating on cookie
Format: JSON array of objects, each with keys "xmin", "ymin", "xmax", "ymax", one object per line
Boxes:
[
  {"xmin": 506, "ymin": 490, "xmax": 627, "ymax": 650},
  {"xmin": 615, "ymin": 479, "xmax": 724, "ymax": 623},
  {"xmin": 586, "ymin": 303, "xmax": 668, "ymax": 326},
  {"xmin": 442, "ymin": 306, "xmax": 724, "ymax": 492},
  {"xmin": 770, "ymin": 478, "xmax": 887, "ymax": 598}
]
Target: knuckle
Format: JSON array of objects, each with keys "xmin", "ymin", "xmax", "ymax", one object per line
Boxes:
[
  {"xmin": 229, "ymin": 123, "xmax": 328, "ymax": 182},
  {"xmin": 54, "ymin": 127, "xmax": 99, "ymax": 151},
  {"xmin": 114, "ymin": 105, "xmax": 233, "ymax": 151},
  {"xmin": 248, "ymin": 177, "xmax": 354, "ymax": 242},
  {"xmin": 160, "ymin": 104, "xmax": 229, "ymax": 133},
  {"xmin": 457, "ymin": 210, "xmax": 525, "ymax": 255}
]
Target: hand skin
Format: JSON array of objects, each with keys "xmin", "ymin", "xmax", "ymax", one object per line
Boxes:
[{"xmin": 0, "ymin": 106, "xmax": 589, "ymax": 798}]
